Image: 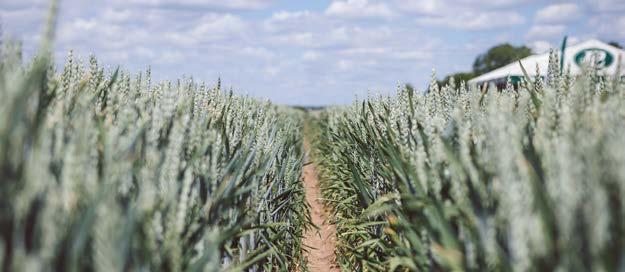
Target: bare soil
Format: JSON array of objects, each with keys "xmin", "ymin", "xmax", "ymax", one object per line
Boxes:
[{"xmin": 301, "ymin": 138, "xmax": 340, "ymax": 272}]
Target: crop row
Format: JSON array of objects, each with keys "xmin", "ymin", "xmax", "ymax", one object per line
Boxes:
[
  {"xmin": 0, "ymin": 34, "xmax": 310, "ymax": 271},
  {"xmin": 315, "ymin": 52, "xmax": 625, "ymax": 271}
]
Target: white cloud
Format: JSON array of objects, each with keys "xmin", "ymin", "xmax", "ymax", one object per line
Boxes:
[
  {"xmin": 268, "ymin": 25, "xmax": 395, "ymax": 49},
  {"xmin": 339, "ymin": 47, "xmax": 386, "ymax": 55},
  {"xmin": 112, "ymin": 0, "xmax": 273, "ymax": 10},
  {"xmin": 391, "ymin": 50, "xmax": 431, "ymax": 61},
  {"xmin": 395, "ymin": 0, "xmax": 447, "ymax": 15},
  {"xmin": 535, "ymin": 3, "xmax": 582, "ymax": 23},
  {"xmin": 395, "ymin": 0, "xmax": 531, "ymax": 15},
  {"xmin": 567, "ymin": 36, "xmax": 580, "ymax": 45},
  {"xmin": 336, "ymin": 59, "xmax": 354, "ymax": 70},
  {"xmin": 135, "ymin": 46, "xmax": 156, "ymax": 58},
  {"xmin": 273, "ymin": 32, "xmax": 316, "ymax": 47},
  {"xmin": 188, "ymin": 13, "xmax": 246, "ymax": 43},
  {"xmin": 417, "ymin": 11, "xmax": 525, "ymax": 31},
  {"xmin": 338, "ymin": 47, "xmax": 430, "ymax": 60},
  {"xmin": 586, "ymin": 0, "xmax": 625, "ymax": 12},
  {"xmin": 262, "ymin": 10, "xmax": 324, "ymax": 34},
  {"xmin": 530, "ymin": 40, "xmax": 552, "ymax": 53},
  {"xmin": 57, "ymin": 18, "xmax": 140, "ymax": 47},
  {"xmin": 526, "ymin": 24, "xmax": 566, "ymax": 39},
  {"xmin": 617, "ymin": 16, "xmax": 625, "ymax": 39},
  {"xmin": 589, "ymin": 14, "xmax": 625, "ymax": 40},
  {"xmin": 302, "ymin": 50, "xmax": 322, "ymax": 61},
  {"xmin": 456, "ymin": 0, "xmax": 532, "ymax": 7},
  {"xmin": 271, "ymin": 10, "xmax": 312, "ymax": 21},
  {"xmin": 529, "ymin": 35, "xmax": 582, "ymax": 54},
  {"xmin": 241, "ymin": 47, "xmax": 274, "ymax": 59},
  {"xmin": 325, "ymin": 0, "xmax": 395, "ymax": 19},
  {"xmin": 101, "ymin": 8, "xmax": 134, "ymax": 23},
  {"xmin": 264, "ymin": 65, "xmax": 280, "ymax": 76},
  {"xmin": 164, "ymin": 16, "xmax": 246, "ymax": 46},
  {"xmin": 0, "ymin": 7, "xmax": 45, "ymax": 41},
  {"xmin": 397, "ymin": 0, "xmax": 530, "ymax": 32},
  {"xmin": 156, "ymin": 50, "xmax": 185, "ymax": 64},
  {"xmin": 332, "ymin": 26, "xmax": 393, "ymax": 45},
  {"xmin": 0, "ymin": 0, "xmax": 46, "ymax": 9}
]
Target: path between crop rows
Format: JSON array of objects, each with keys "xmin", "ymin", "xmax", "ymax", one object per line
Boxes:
[{"xmin": 301, "ymin": 136, "xmax": 340, "ymax": 272}]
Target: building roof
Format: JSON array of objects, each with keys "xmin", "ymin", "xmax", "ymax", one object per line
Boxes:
[{"xmin": 469, "ymin": 39, "xmax": 625, "ymax": 84}]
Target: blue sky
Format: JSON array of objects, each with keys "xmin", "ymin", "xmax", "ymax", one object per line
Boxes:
[{"xmin": 1, "ymin": 0, "xmax": 624, "ymax": 105}]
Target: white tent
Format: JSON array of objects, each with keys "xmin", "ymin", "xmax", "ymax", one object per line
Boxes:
[{"xmin": 469, "ymin": 39, "xmax": 625, "ymax": 85}]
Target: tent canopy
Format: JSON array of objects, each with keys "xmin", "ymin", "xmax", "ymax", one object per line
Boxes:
[{"xmin": 469, "ymin": 39, "xmax": 625, "ymax": 84}]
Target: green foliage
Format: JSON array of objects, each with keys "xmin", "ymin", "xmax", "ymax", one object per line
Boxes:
[
  {"xmin": 0, "ymin": 38, "xmax": 310, "ymax": 272},
  {"xmin": 472, "ymin": 43, "xmax": 533, "ymax": 76},
  {"xmin": 437, "ymin": 72, "xmax": 476, "ymax": 89},
  {"xmin": 608, "ymin": 41, "xmax": 623, "ymax": 49},
  {"xmin": 315, "ymin": 51, "xmax": 625, "ymax": 271}
]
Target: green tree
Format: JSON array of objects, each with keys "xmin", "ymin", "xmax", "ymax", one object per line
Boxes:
[
  {"xmin": 608, "ymin": 41, "xmax": 623, "ymax": 49},
  {"xmin": 437, "ymin": 72, "xmax": 475, "ymax": 87},
  {"xmin": 472, "ymin": 43, "xmax": 532, "ymax": 76}
]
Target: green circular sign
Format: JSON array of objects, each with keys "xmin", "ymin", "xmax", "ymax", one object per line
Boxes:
[{"xmin": 574, "ymin": 48, "xmax": 614, "ymax": 68}]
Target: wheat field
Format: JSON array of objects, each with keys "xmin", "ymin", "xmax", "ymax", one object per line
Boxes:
[{"xmin": 1, "ymin": 1, "xmax": 625, "ymax": 271}]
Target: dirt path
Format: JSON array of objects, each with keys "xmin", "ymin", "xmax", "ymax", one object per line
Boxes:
[{"xmin": 301, "ymin": 137, "xmax": 340, "ymax": 272}]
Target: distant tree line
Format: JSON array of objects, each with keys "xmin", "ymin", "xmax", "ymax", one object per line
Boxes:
[
  {"xmin": 609, "ymin": 41, "xmax": 623, "ymax": 49},
  {"xmin": 438, "ymin": 43, "xmax": 532, "ymax": 86}
]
